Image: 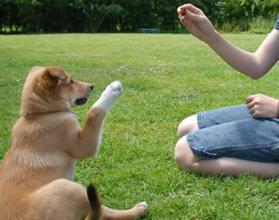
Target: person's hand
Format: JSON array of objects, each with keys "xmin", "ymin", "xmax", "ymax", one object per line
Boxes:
[
  {"xmin": 246, "ymin": 94, "xmax": 278, "ymax": 118},
  {"xmin": 177, "ymin": 4, "xmax": 217, "ymax": 44}
]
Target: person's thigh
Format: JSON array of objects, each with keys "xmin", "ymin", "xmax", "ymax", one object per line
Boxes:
[
  {"xmin": 178, "ymin": 105, "xmax": 251, "ymax": 137},
  {"xmin": 187, "ymin": 117, "xmax": 279, "ymax": 163},
  {"xmin": 197, "ymin": 104, "xmax": 252, "ymax": 129}
]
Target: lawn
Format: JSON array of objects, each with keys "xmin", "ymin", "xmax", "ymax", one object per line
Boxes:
[{"xmin": 0, "ymin": 33, "xmax": 279, "ymax": 219}]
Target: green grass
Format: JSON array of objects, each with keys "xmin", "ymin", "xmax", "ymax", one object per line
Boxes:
[{"xmin": 0, "ymin": 33, "xmax": 279, "ymax": 219}]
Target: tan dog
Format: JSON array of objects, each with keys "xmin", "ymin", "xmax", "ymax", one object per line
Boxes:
[{"xmin": 0, "ymin": 66, "xmax": 147, "ymax": 220}]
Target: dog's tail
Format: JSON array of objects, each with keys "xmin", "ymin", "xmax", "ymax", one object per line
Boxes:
[{"xmin": 87, "ymin": 183, "xmax": 102, "ymax": 220}]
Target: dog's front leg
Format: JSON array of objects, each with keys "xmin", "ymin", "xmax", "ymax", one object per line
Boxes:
[{"xmin": 74, "ymin": 81, "xmax": 123, "ymax": 158}]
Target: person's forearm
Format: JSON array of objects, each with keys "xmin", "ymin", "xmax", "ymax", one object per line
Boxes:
[
  {"xmin": 207, "ymin": 30, "xmax": 279, "ymax": 79},
  {"xmin": 254, "ymin": 29, "xmax": 279, "ymax": 76}
]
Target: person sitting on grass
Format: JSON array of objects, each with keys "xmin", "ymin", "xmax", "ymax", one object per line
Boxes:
[{"xmin": 175, "ymin": 3, "xmax": 279, "ymax": 178}]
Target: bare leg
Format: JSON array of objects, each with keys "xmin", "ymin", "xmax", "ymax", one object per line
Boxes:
[
  {"xmin": 175, "ymin": 137, "xmax": 279, "ymax": 178},
  {"xmin": 177, "ymin": 114, "xmax": 199, "ymax": 138},
  {"xmin": 102, "ymin": 202, "xmax": 148, "ymax": 220}
]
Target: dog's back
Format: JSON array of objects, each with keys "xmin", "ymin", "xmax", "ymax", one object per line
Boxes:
[{"xmin": 0, "ymin": 113, "xmax": 73, "ymax": 219}]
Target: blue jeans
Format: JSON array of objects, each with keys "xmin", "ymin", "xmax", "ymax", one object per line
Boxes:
[{"xmin": 187, "ymin": 105, "xmax": 279, "ymax": 163}]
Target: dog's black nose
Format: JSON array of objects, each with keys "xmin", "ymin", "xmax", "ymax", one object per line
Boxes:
[{"xmin": 88, "ymin": 84, "xmax": 94, "ymax": 90}]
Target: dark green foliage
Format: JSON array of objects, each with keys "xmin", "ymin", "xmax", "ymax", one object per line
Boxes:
[
  {"xmin": 214, "ymin": 0, "xmax": 278, "ymax": 31},
  {"xmin": 0, "ymin": 0, "xmax": 278, "ymax": 33}
]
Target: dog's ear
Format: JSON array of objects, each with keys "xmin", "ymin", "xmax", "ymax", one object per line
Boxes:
[
  {"xmin": 42, "ymin": 67, "xmax": 68, "ymax": 87},
  {"xmin": 45, "ymin": 66, "xmax": 67, "ymax": 82}
]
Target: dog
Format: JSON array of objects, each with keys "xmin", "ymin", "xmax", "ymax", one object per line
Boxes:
[{"xmin": 0, "ymin": 66, "xmax": 147, "ymax": 220}]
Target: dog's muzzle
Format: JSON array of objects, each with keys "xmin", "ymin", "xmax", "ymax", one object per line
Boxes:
[
  {"xmin": 75, "ymin": 97, "xmax": 88, "ymax": 105},
  {"xmin": 74, "ymin": 84, "xmax": 94, "ymax": 105}
]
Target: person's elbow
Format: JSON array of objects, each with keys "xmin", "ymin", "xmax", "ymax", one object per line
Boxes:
[
  {"xmin": 248, "ymin": 67, "xmax": 270, "ymax": 80},
  {"xmin": 248, "ymin": 52, "xmax": 276, "ymax": 80},
  {"xmin": 246, "ymin": 58, "xmax": 271, "ymax": 80},
  {"xmin": 248, "ymin": 71, "xmax": 264, "ymax": 80}
]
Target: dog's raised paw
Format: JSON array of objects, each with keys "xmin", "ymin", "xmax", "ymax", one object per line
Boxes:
[
  {"xmin": 102, "ymin": 80, "xmax": 123, "ymax": 98},
  {"xmin": 92, "ymin": 81, "xmax": 123, "ymax": 112}
]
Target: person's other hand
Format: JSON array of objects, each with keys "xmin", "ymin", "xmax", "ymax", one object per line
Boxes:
[
  {"xmin": 246, "ymin": 94, "xmax": 278, "ymax": 118},
  {"xmin": 177, "ymin": 3, "xmax": 216, "ymax": 44}
]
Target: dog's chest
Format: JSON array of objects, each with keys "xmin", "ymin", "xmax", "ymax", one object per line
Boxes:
[{"xmin": 65, "ymin": 159, "xmax": 77, "ymax": 180}]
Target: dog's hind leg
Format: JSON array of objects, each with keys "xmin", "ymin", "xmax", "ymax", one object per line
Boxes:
[
  {"xmin": 101, "ymin": 202, "xmax": 148, "ymax": 220},
  {"xmin": 28, "ymin": 179, "xmax": 101, "ymax": 220},
  {"xmin": 85, "ymin": 203, "xmax": 148, "ymax": 220}
]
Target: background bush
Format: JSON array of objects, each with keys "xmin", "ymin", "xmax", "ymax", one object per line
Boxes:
[{"xmin": 0, "ymin": 0, "xmax": 278, "ymax": 33}]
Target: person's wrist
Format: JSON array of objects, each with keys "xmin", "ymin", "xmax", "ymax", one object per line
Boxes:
[
  {"xmin": 277, "ymin": 99, "xmax": 279, "ymax": 118},
  {"xmin": 204, "ymin": 29, "xmax": 220, "ymax": 46}
]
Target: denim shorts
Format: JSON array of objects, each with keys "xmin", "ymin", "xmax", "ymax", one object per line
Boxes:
[{"xmin": 187, "ymin": 105, "xmax": 279, "ymax": 163}]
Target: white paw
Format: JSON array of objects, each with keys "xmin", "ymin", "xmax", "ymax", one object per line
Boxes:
[
  {"xmin": 135, "ymin": 202, "xmax": 148, "ymax": 216},
  {"xmin": 92, "ymin": 81, "xmax": 123, "ymax": 112},
  {"xmin": 101, "ymin": 80, "xmax": 123, "ymax": 100}
]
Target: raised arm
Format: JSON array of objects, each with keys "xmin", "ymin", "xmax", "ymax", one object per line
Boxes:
[
  {"xmin": 177, "ymin": 4, "xmax": 279, "ymax": 79},
  {"xmin": 209, "ymin": 29, "xmax": 279, "ymax": 79}
]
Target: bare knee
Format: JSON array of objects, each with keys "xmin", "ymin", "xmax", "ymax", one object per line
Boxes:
[
  {"xmin": 177, "ymin": 114, "xmax": 198, "ymax": 138},
  {"xmin": 175, "ymin": 137, "xmax": 197, "ymax": 170}
]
